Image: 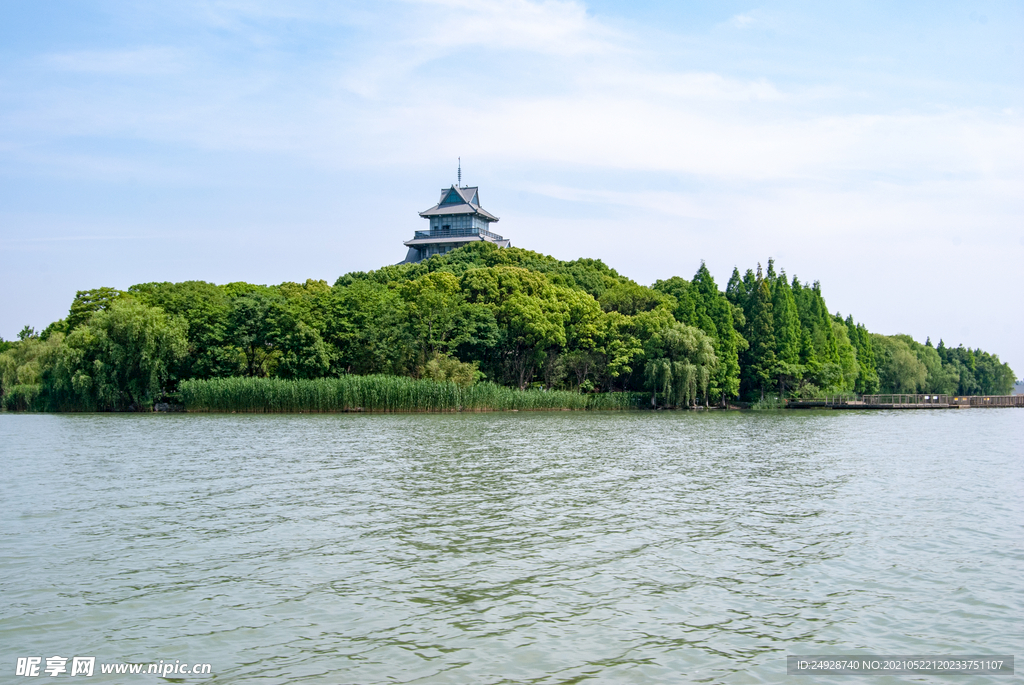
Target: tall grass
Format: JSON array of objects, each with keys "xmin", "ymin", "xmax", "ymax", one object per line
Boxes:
[{"xmin": 178, "ymin": 376, "xmax": 646, "ymax": 413}]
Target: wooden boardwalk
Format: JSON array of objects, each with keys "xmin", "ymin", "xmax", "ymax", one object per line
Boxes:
[{"xmin": 787, "ymin": 394, "xmax": 1024, "ymax": 410}]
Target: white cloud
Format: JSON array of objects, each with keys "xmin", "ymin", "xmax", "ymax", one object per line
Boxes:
[
  {"xmin": 11, "ymin": 0, "xmax": 1024, "ymax": 194},
  {"xmin": 417, "ymin": 0, "xmax": 621, "ymax": 54},
  {"xmin": 729, "ymin": 12, "xmax": 756, "ymax": 28}
]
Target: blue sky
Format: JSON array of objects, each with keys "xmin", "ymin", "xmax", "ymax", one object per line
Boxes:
[{"xmin": 2, "ymin": 0, "xmax": 1022, "ymax": 375}]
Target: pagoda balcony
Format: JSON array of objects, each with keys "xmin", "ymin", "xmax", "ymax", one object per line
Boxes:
[{"xmin": 414, "ymin": 227, "xmax": 503, "ymax": 241}]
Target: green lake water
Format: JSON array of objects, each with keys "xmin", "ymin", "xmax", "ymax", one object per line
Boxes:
[{"xmin": 1, "ymin": 410, "xmax": 1021, "ymax": 684}]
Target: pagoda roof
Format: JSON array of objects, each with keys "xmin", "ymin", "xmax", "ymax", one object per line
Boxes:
[{"xmin": 419, "ymin": 185, "xmax": 499, "ymax": 222}]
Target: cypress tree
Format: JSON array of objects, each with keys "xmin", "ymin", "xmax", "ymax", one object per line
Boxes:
[
  {"xmin": 742, "ymin": 264, "xmax": 777, "ymax": 399},
  {"xmin": 794, "ymin": 279, "xmax": 839, "ymax": 365},
  {"xmin": 725, "ymin": 267, "xmax": 746, "ymax": 307},
  {"xmin": 771, "ymin": 269, "xmax": 802, "ymax": 366},
  {"xmin": 845, "ymin": 315, "xmax": 879, "ymax": 394},
  {"xmin": 691, "ymin": 262, "xmax": 742, "ymax": 402}
]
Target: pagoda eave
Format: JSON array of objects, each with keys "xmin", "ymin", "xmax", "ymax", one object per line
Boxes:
[{"xmin": 403, "ymin": 235, "xmax": 487, "ymax": 247}]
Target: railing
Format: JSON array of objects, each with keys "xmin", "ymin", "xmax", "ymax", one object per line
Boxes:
[
  {"xmin": 414, "ymin": 227, "xmax": 504, "ymax": 241},
  {"xmin": 862, "ymin": 394, "xmax": 950, "ymax": 405},
  {"xmin": 788, "ymin": 394, "xmax": 1022, "ymax": 409},
  {"xmin": 785, "ymin": 394, "xmax": 855, "ymax": 407},
  {"xmin": 950, "ymin": 395, "xmax": 1024, "ymax": 407}
]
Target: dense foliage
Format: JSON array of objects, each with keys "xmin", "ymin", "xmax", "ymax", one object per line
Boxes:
[{"xmin": 0, "ymin": 242, "xmax": 1016, "ymax": 411}]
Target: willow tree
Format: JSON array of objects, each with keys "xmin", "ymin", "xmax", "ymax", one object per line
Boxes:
[
  {"xmin": 643, "ymin": 322, "xmax": 717, "ymax": 408},
  {"xmin": 46, "ymin": 299, "xmax": 187, "ymax": 411}
]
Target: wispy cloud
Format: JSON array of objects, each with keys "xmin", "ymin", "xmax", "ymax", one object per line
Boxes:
[
  {"xmin": 729, "ymin": 12, "xmax": 756, "ymax": 28},
  {"xmin": 406, "ymin": 0, "xmax": 622, "ymax": 55},
  {"xmin": 42, "ymin": 47, "xmax": 191, "ymax": 75},
  {"xmin": 2, "ymin": 0, "xmax": 1022, "ymax": 367},
  {"xmin": 8, "ymin": 0, "xmax": 1023, "ymax": 191}
]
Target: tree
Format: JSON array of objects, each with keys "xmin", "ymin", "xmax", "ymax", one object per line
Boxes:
[
  {"xmin": 66, "ymin": 287, "xmax": 124, "ymax": 331},
  {"xmin": 229, "ymin": 293, "xmax": 281, "ymax": 378},
  {"xmin": 326, "ymin": 279, "xmax": 413, "ymax": 376},
  {"xmin": 401, "ymin": 271, "xmax": 471, "ymax": 361},
  {"xmin": 460, "ymin": 267, "xmax": 569, "ymax": 389},
  {"xmin": 276, "ymin": 320, "xmax": 331, "ymax": 379},
  {"xmin": 562, "ymin": 350, "xmax": 597, "ymax": 390},
  {"xmin": 657, "ymin": 265, "xmax": 745, "ymax": 403},
  {"xmin": 650, "ymin": 276, "xmax": 696, "ymax": 326},
  {"xmin": 643, "ymin": 322, "xmax": 717, "ymax": 407},
  {"xmin": 725, "ymin": 267, "xmax": 748, "ymax": 308},
  {"xmin": 770, "ymin": 267, "xmax": 802, "ymax": 367},
  {"xmin": 872, "ymin": 334, "xmax": 927, "ymax": 393},
  {"xmin": 890, "ymin": 334, "xmax": 958, "ymax": 394},
  {"xmin": 130, "ymin": 280, "xmax": 236, "ymax": 380},
  {"xmin": 588, "ymin": 311, "xmax": 643, "ymax": 391},
  {"xmin": 845, "ymin": 316, "xmax": 880, "ymax": 394},
  {"xmin": 47, "ymin": 299, "xmax": 187, "ymax": 410},
  {"xmin": 0, "ymin": 333, "xmax": 65, "ymax": 402},
  {"xmin": 973, "ymin": 350, "xmax": 1015, "ymax": 395},
  {"xmin": 741, "ymin": 265, "xmax": 777, "ymax": 399},
  {"xmin": 598, "ymin": 281, "xmax": 671, "ymax": 316},
  {"xmin": 792, "ymin": 279, "xmax": 839, "ymax": 366},
  {"xmin": 691, "ymin": 263, "xmax": 744, "ymax": 402},
  {"xmin": 831, "ymin": 321, "xmax": 860, "ymax": 392}
]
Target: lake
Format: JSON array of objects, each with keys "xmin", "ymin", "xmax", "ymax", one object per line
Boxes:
[{"xmin": 1, "ymin": 410, "xmax": 1021, "ymax": 683}]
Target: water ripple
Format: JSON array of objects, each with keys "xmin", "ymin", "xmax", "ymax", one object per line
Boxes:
[{"xmin": 1, "ymin": 410, "xmax": 1021, "ymax": 684}]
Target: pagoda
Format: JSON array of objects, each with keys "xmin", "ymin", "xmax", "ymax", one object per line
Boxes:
[{"xmin": 401, "ymin": 167, "xmax": 509, "ymax": 263}]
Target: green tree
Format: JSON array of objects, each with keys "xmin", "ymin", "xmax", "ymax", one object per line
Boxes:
[
  {"xmin": 420, "ymin": 353, "xmax": 480, "ymax": 387},
  {"xmin": 66, "ymin": 287, "xmax": 124, "ymax": 331},
  {"xmin": 229, "ymin": 293, "xmax": 280, "ymax": 377},
  {"xmin": 401, "ymin": 271, "xmax": 471, "ymax": 362},
  {"xmin": 657, "ymin": 264, "xmax": 744, "ymax": 403},
  {"xmin": 792, "ymin": 278, "xmax": 839, "ymax": 366},
  {"xmin": 598, "ymin": 281, "xmax": 671, "ymax": 316},
  {"xmin": 47, "ymin": 300, "xmax": 187, "ymax": 410},
  {"xmin": 770, "ymin": 266, "xmax": 802, "ymax": 366},
  {"xmin": 741, "ymin": 265, "xmax": 777, "ymax": 398},
  {"xmin": 130, "ymin": 281, "xmax": 236, "ymax": 379},
  {"xmin": 275, "ymin": 319, "xmax": 331, "ymax": 379},
  {"xmin": 460, "ymin": 266, "xmax": 570, "ymax": 388},
  {"xmin": 326, "ymin": 279, "xmax": 413, "ymax": 376},
  {"xmin": 692, "ymin": 263, "xmax": 744, "ymax": 402},
  {"xmin": 973, "ymin": 350, "xmax": 1015, "ymax": 395},
  {"xmin": 831, "ymin": 321, "xmax": 860, "ymax": 392},
  {"xmin": 872, "ymin": 334, "xmax": 928, "ymax": 393},
  {"xmin": 643, "ymin": 322, "xmax": 717, "ymax": 407},
  {"xmin": 890, "ymin": 335, "xmax": 958, "ymax": 394},
  {"xmin": 845, "ymin": 316, "xmax": 880, "ymax": 394},
  {"xmin": 0, "ymin": 333, "xmax": 65, "ymax": 403}
]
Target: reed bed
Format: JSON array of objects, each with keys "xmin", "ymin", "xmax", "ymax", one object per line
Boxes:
[{"xmin": 178, "ymin": 376, "xmax": 645, "ymax": 413}]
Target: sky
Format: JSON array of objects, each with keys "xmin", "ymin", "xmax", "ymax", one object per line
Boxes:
[{"xmin": 1, "ymin": 0, "xmax": 1022, "ymax": 377}]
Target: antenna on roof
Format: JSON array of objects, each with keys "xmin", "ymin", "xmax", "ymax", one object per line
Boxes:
[{"xmin": 458, "ymin": 158, "xmax": 461, "ymax": 187}]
